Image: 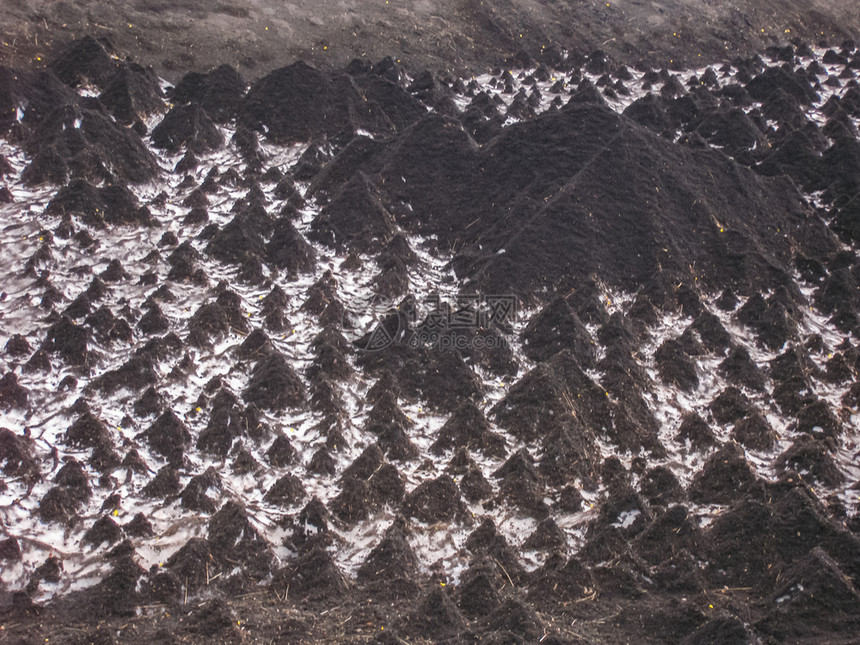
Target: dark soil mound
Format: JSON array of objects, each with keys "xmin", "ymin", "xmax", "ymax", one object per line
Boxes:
[
  {"xmin": 731, "ymin": 410, "xmax": 777, "ymax": 451},
  {"xmin": 71, "ymin": 554, "xmax": 145, "ymax": 618},
  {"xmin": 124, "ymin": 513, "xmax": 154, "ymax": 537},
  {"xmin": 493, "ymin": 448, "xmax": 550, "ymax": 519},
  {"xmin": 522, "ymin": 517, "xmax": 568, "ymax": 552},
  {"xmin": 135, "ymin": 332, "xmax": 183, "ymax": 365},
  {"xmin": 99, "ymin": 63, "xmax": 165, "ymax": 125},
  {"xmin": 364, "ymin": 103, "xmax": 825, "ymax": 300},
  {"xmin": 197, "ymin": 390, "xmax": 262, "ymax": 455},
  {"xmin": 271, "ymin": 545, "xmax": 348, "ymax": 601},
  {"xmin": 342, "ymin": 444, "xmax": 384, "ymax": 482},
  {"xmin": 376, "ymin": 424, "xmax": 418, "ymax": 462},
  {"xmin": 261, "ymin": 285, "xmax": 289, "ymax": 331},
  {"xmin": 633, "ymin": 505, "xmax": 701, "ymax": 569},
  {"xmin": 405, "ymin": 349, "xmax": 484, "ymax": 412},
  {"xmin": 301, "ymin": 270, "xmax": 338, "ymax": 316},
  {"xmin": 45, "ymin": 180, "xmax": 151, "ymax": 227},
  {"xmin": 431, "ymin": 400, "xmax": 505, "ymax": 458},
  {"xmin": 757, "ymin": 547, "xmax": 860, "ymax": 641},
  {"xmin": 63, "ymin": 411, "xmax": 111, "ymax": 449},
  {"xmin": 655, "ymin": 338, "xmax": 699, "ymax": 391},
  {"xmin": 151, "ymin": 104, "xmax": 223, "ymax": 154},
  {"xmin": 231, "ymin": 445, "xmax": 262, "ymax": 475},
  {"xmin": 815, "ymin": 137, "xmax": 860, "ymax": 206},
  {"xmin": 48, "ymin": 36, "xmax": 119, "ymax": 89},
  {"xmin": 582, "ymin": 484, "xmax": 652, "ymax": 560},
  {"xmin": 230, "ymin": 126, "xmax": 265, "ymax": 162},
  {"xmin": 27, "ymin": 554, "xmax": 64, "ymax": 592},
  {"xmin": 366, "ymin": 391, "xmax": 411, "ymax": 434},
  {"xmin": 797, "ymin": 398, "xmax": 843, "ymax": 438},
  {"xmin": 398, "ymin": 586, "xmax": 466, "ymax": 641},
  {"xmin": 736, "ymin": 292, "xmax": 798, "ymax": 350},
  {"xmin": 718, "ymin": 345, "xmax": 766, "ymax": 391},
  {"xmin": 0, "ymin": 66, "xmax": 80, "ymax": 135},
  {"xmin": 292, "ymin": 142, "xmax": 332, "ymax": 180},
  {"xmin": 770, "ymin": 347, "xmax": 819, "ymax": 415},
  {"xmin": 81, "ymin": 515, "xmax": 123, "ymax": 548},
  {"xmin": 288, "ymin": 497, "xmax": 331, "ymax": 551},
  {"xmin": 207, "ymin": 501, "xmax": 275, "ymax": 581},
  {"xmin": 623, "ymin": 92, "xmax": 684, "ymax": 135},
  {"xmin": 537, "ymin": 420, "xmax": 600, "ymax": 487},
  {"xmin": 164, "ymin": 537, "xmax": 216, "ymax": 591},
  {"xmin": 775, "ymin": 436, "xmax": 844, "ymax": 487},
  {"xmin": 309, "ymin": 173, "xmax": 395, "ymax": 253},
  {"xmin": 91, "ymin": 355, "xmax": 158, "ymax": 394},
  {"xmin": 329, "ymin": 476, "xmax": 377, "ymax": 524},
  {"xmin": 206, "ymin": 211, "xmax": 269, "ymax": 268},
  {"xmin": 22, "ymin": 348, "xmax": 52, "ymax": 373},
  {"xmin": 703, "ymin": 486, "xmax": 860, "ymax": 588},
  {"xmin": 689, "ymin": 310, "xmax": 732, "ymax": 351},
  {"xmin": 465, "ymin": 519, "xmax": 525, "ymax": 583},
  {"xmin": 0, "ymin": 372, "xmax": 29, "ymax": 410},
  {"xmin": 357, "ymin": 518, "xmax": 419, "ymax": 590},
  {"xmin": 689, "ymin": 444, "xmax": 765, "ymax": 505},
  {"xmin": 141, "ymin": 465, "xmax": 181, "ymax": 498},
  {"xmin": 709, "ymin": 387, "xmax": 753, "ymax": 424},
  {"xmin": 265, "ymin": 217, "xmax": 316, "ymax": 276},
  {"xmin": 172, "ymin": 64, "xmax": 246, "ymax": 123},
  {"xmin": 368, "ymin": 463, "xmax": 406, "ymax": 504},
  {"xmin": 353, "ymin": 72, "xmax": 428, "ymax": 131},
  {"xmin": 0, "ymin": 536, "xmax": 22, "ymax": 562},
  {"xmin": 638, "ymin": 466, "xmax": 684, "ymax": 507},
  {"xmin": 0, "ymin": 427, "xmax": 40, "ymax": 483},
  {"xmin": 136, "ymin": 410, "xmax": 192, "ymax": 458},
  {"xmin": 265, "ymin": 433, "xmax": 297, "ymax": 468},
  {"xmin": 41, "ymin": 314, "xmax": 93, "ymax": 367},
  {"xmin": 457, "ymin": 562, "xmax": 503, "ymax": 618},
  {"xmin": 758, "ymin": 128, "xmax": 826, "ymax": 188},
  {"xmin": 401, "ymin": 475, "xmax": 467, "ymax": 524},
  {"xmin": 307, "ymin": 135, "xmax": 388, "ymax": 199},
  {"xmin": 372, "ymin": 255, "xmax": 410, "ymax": 300},
  {"xmin": 491, "ymin": 349, "xmax": 640, "ymax": 449},
  {"xmin": 85, "ymin": 305, "xmax": 133, "ymax": 343},
  {"xmin": 747, "ymin": 65, "xmax": 819, "ymax": 105},
  {"xmin": 184, "ymin": 598, "xmax": 239, "ymax": 638},
  {"xmin": 5, "ymin": 333, "xmax": 32, "ymax": 357},
  {"xmin": 40, "ymin": 459, "xmax": 91, "ymax": 523},
  {"xmin": 180, "ymin": 468, "xmax": 222, "ymax": 512},
  {"xmin": 690, "ymin": 107, "xmax": 768, "ymax": 158},
  {"xmin": 675, "ymin": 412, "xmax": 717, "ymax": 449},
  {"xmin": 244, "ymin": 351, "xmax": 305, "ymax": 411},
  {"xmin": 479, "ymin": 597, "xmax": 544, "ymax": 642},
  {"xmin": 264, "ymin": 473, "xmax": 307, "ymax": 507},
  {"xmin": 166, "ymin": 240, "xmax": 202, "ymax": 281},
  {"xmin": 308, "ymin": 334, "xmax": 353, "ymax": 382},
  {"xmin": 137, "ymin": 304, "xmax": 170, "ymax": 335},
  {"xmin": 239, "ymin": 61, "xmax": 392, "ymax": 143},
  {"xmin": 521, "ymin": 296, "xmax": 596, "ymax": 365},
  {"xmin": 65, "ymin": 292, "xmax": 93, "ymax": 320},
  {"xmin": 647, "ymin": 549, "xmax": 705, "ymax": 594},
  {"xmin": 22, "ymin": 104, "xmax": 160, "ymax": 185},
  {"xmin": 187, "ymin": 290, "xmax": 249, "ymax": 346}
]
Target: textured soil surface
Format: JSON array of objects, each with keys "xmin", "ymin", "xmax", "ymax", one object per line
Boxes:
[
  {"xmin": 2, "ymin": 6, "xmax": 860, "ymax": 644},
  {"xmin": 0, "ymin": 0, "xmax": 859, "ymax": 81}
]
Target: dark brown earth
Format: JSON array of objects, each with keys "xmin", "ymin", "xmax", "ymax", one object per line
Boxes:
[
  {"xmin": 0, "ymin": 0, "xmax": 859, "ymax": 81},
  {"xmin": 3, "ymin": 2, "xmax": 860, "ymax": 644}
]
